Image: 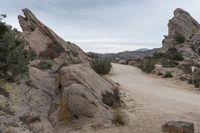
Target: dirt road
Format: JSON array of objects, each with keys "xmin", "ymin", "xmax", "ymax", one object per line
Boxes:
[{"xmin": 106, "ymin": 63, "xmax": 200, "ymax": 133}]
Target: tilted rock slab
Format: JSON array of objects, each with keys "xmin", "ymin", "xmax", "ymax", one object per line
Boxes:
[
  {"xmin": 158, "ymin": 8, "xmax": 200, "ymax": 54},
  {"xmin": 18, "ymin": 8, "xmax": 88, "ymax": 64},
  {"xmin": 58, "ymin": 63, "xmax": 116, "ymax": 119},
  {"xmin": 0, "ymin": 8, "xmax": 119, "ymax": 133}
]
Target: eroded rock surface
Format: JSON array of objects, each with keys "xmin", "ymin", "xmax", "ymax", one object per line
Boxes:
[
  {"xmin": 0, "ymin": 8, "xmax": 120, "ymax": 133},
  {"xmin": 158, "ymin": 8, "xmax": 200, "ymax": 55},
  {"xmin": 58, "ymin": 63, "xmax": 117, "ymax": 119},
  {"xmin": 18, "ymin": 8, "xmax": 88, "ymax": 64}
]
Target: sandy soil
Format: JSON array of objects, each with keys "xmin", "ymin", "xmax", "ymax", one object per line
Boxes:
[
  {"xmin": 105, "ymin": 63, "xmax": 200, "ymax": 133},
  {"xmin": 59, "ymin": 63, "xmax": 200, "ymax": 133}
]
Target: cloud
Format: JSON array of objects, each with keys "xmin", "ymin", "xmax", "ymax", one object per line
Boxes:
[{"xmin": 1, "ymin": 0, "xmax": 200, "ymax": 53}]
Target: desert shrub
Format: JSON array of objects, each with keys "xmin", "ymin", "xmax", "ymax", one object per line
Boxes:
[
  {"xmin": 102, "ymin": 88, "xmax": 120, "ymax": 107},
  {"xmin": 0, "ymin": 22, "xmax": 8, "ymax": 39},
  {"xmin": 0, "ymin": 22, "xmax": 36, "ymax": 80},
  {"xmin": 47, "ymin": 43, "xmax": 64, "ymax": 54},
  {"xmin": 158, "ymin": 72, "xmax": 163, "ymax": 76},
  {"xmin": 138, "ymin": 59, "xmax": 155, "ymax": 73},
  {"xmin": 90, "ymin": 58, "xmax": 112, "ymax": 74},
  {"xmin": 87, "ymin": 52, "xmax": 99, "ymax": 59},
  {"xmin": 112, "ymin": 109, "xmax": 126, "ymax": 126},
  {"xmin": 39, "ymin": 43, "xmax": 64, "ymax": 59},
  {"xmin": 36, "ymin": 60, "xmax": 54, "ymax": 70},
  {"xmin": 171, "ymin": 53, "xmax": 184, "ymax": 61},
  {"xmin": 175, "ymin": 35, "xmax": 185, "ymax": 44},
  {"xmin": 57, "ymin": 96, "xmax": 71, "ymax": 122},
  {"xmin": 163, "ymin": 71, "xmax": 173, "ymax": 78},
  {"xmin": 152, "ymin": 52, "xmax": 166, "ymax": 59}
]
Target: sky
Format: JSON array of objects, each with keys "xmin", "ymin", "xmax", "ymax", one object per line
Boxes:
[{"xmin": 1, "ymin": 0, "xmax": 200, "ymax": 53}]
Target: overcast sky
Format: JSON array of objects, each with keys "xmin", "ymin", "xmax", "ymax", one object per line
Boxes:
[{"xmin": 1, "ymin": 0, "xmax": 200, "ymax": 53}]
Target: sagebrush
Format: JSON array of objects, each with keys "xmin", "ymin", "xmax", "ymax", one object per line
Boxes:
[
  {"xmin": 0, "ymin": 22, "xmax": 36, "ymax": 80},
  {"xmin": 90, "ymin": 58, "xmax": 112, "ymax": 74}
]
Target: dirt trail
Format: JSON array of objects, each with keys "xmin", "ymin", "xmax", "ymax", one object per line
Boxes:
[{"xmin": 106, "ymin": 63, "xmax": 200, "ymax": 133}]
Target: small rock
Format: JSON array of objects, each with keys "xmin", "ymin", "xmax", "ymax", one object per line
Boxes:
[{"xmin": 162, "ymin": 121, "xmax": 194, "ymax": 133}]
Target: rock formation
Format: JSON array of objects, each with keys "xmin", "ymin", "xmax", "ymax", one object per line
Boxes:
[
  {"xmin": 18, "ymin": 8, "xmax": 88, "ymax": 64},
  {"xmin": 0, "ymin": 8, "xmax": 120, "ymax": 133},
  {"xmin": 154, "ymin": 8, "xmax": 200, "ymax": 86},
  {"xmin": 158, "ymin": 8, "xmax": 200, "ymax": 59}
]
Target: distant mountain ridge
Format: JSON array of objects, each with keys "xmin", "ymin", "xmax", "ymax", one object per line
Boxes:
[
  {"xmin": 136, "ymin": 48, "xmax": 150, "ymax": 51},
  {"xmin": 89, "ymin": 48, "xmax": 157, "ymax": 60}
]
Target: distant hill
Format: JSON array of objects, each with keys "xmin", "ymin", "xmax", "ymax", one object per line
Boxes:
[
  {"xmin": 136, "ymin": 48, "xmax": 150, "ymax": 51},
  {"xmin": 88, "ymin": 48, "xmax": 157, "ymax": 60}
]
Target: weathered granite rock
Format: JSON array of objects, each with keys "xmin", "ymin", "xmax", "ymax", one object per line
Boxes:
[
  {"xmin": 158, "ymin": 8, "xmax": 200, "ymax": 53},
  {"xmin": 162, "ymin": 121, "xmax": 194, "ymax": 133},
  {"xmin": 0, "ymin": 8, "xmax": 121, "ymax": 133},
  {"xmin": 18, "ymin": 8, "xmax": 88, "ymax": 64},
  {"xmin": 57, "ymin": 63, "xmax": 118, "ymax": 119}
]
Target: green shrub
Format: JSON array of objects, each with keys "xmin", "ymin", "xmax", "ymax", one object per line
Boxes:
[
  {"xmin": 0, "ymin": 22, "xmax": 36, "ymax": 80},
  {"xmin": 163, "ymin": 71, "xmax": 173, "ymax": 78},
  {"xmin": 171, "ymin": 53, "xmax": 184, "ymax": 61},
  {"xmin": 112, "ymin": 109, "xmax": 126, "ymax": 126},
  {"xmin": 47, "ymin": 43, "xmax": 64, "ymax": 54},
  {"xmin": 102, "ymin": 88, "xmax": 120, "ymax": 107},
  {"xmin": 175, "ymin": 35, "xmax": 185, "ymax": 44},
  {"xmin": 90, "ymin": 58, "xmax": 112, "ymax": 74},
  {"xmin": 138, "ymin": 59, "xmax": 155, "ymax": 73},
  {"xmin": 86, "ymin": 52, "xmax": 99, "ymax": 59},
  {"xmin": 0, "ymin": 22, "xmax": 8, "ymax": 39},
  {"xmin": 36, "ymin": 60, "xmax": 54, "ymax": 70},
  {"xmin": 39, "ymin": 43, "xmax": 64, "ymax": 59}
]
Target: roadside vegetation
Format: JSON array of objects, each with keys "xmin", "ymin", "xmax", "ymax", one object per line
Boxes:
[
  {"xmin": 90, "ymin": 58, "xmax": 112, "ymax": 74},
  {"xmin": 137, "ymin": 58, "xmax": 155, "ymax": 73},
  {"xmin": 163, "ymin": 71, "xmax": 173, "ymax": 78}
]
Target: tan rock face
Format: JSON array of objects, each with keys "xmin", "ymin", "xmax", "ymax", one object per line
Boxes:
[
  {"xmin": 18, "ymin": 8, "xmax": 88, "ymax": 64},
  {"xmin": 0, "ymin": 8, "xmax": 120, "ymax": 133},
  {"xmin": 158, "ymin": 8, "xmax": 200, "ymax": 53},
  {"xmin": 58, "ymin": 63, "xmax": 118, "ymax": 119}
]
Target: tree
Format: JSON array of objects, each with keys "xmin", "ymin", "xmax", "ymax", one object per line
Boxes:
[
  {"xmin": 0, "ymin": 14, "xmax": 6, "ymax": 21},
  {"xmin": 0, "ymin": 17, "xmax": 36, "ymax": 80}
]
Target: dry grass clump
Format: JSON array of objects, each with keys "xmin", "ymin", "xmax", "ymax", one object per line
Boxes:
[
  {"xmin": 57, "ymin": 96, "xmax": 71, "ymax": 122},
  {"xmin": 112, "ymin": 109, "xmax": 127, "ymax": 126}
]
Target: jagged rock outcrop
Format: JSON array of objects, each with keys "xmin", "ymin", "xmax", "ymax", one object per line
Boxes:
[
  {"xmin": 158, "ymin": 8, "xmax": 200, "ymax": 55},
  {"xmin": 18, "ymin": 8, "xmax": 88, "ymax": 64},
  {"xmin": 154, "ymin": 8, "xmax": 200, "ymax": 86},
  {"xmin": 0, "ymin": 8, "xmax": 120, "ymax": 133}
]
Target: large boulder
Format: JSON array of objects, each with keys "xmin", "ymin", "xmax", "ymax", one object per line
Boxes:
[
  {"xmin": 0, "ymin": 8, "xmax": 120, "ymax": 133},
  {"xmin": 57, "ymin": 63, "xmax": 119, "ymax": 119}
]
